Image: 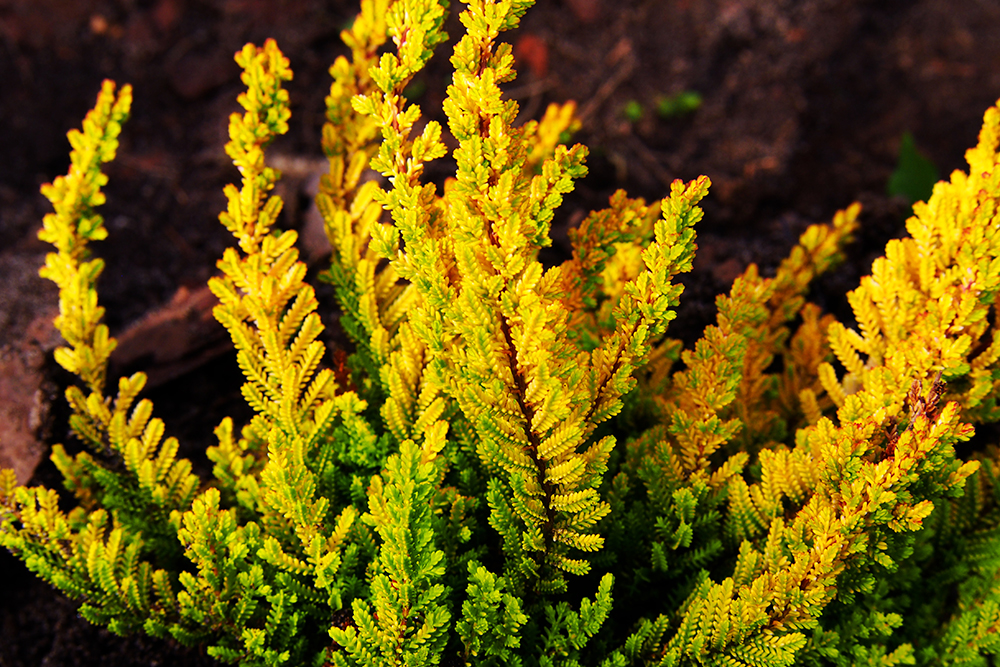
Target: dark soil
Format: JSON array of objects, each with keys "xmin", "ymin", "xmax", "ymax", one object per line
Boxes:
[{"xmin": 2, "ymin": 0, "xmax": 1000, "ymax": 665}]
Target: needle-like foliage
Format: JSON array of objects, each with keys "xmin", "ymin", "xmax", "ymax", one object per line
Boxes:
[{"xmin": 3, "ymin": 1, "xmax": 1000, "ymax": 666}]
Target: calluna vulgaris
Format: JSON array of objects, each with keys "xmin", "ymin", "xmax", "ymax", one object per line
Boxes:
[{"xmin": 3, "ymin": 1, "xmax": 1000, "ymax": 665}]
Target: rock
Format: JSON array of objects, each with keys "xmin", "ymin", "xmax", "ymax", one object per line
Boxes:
[
  {"xmin": 110, "ymin": 283, "xmax": 231, "ymax": 389},
  {"xmin": 0, "ymin": 313, "xmax": 60, "ymax": 486}
]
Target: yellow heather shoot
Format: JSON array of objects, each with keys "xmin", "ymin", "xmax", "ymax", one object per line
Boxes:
[{"xmin": 38, "ymin": 80, "xmax": 131, "ymax": 395}]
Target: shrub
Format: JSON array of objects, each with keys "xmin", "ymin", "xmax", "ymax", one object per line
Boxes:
[{"xmin": 3, "ymin": 1, "xmax": 1000, "ymax": 665}]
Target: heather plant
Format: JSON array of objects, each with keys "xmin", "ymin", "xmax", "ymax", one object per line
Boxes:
[{"xmin": 3, "ymin": 0, "xmax": 1000, "ymax": 665}]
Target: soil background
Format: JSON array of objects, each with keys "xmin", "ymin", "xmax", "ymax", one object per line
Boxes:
[{"xmin": 2, "ymin": 0, "xmax": 1000, "ymax": 665}]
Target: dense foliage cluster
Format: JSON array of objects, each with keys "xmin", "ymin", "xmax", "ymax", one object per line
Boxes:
[{"xmin": 3, "ymin": 1, "xmax": 1000, "ymax": 665}]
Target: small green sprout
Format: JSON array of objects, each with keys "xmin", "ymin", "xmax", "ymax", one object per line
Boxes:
[
  {"xmin": 624, "ymin": 99, "xmax": 644, "ymax": 123},
  {"xmin": 656, "ymin": 90, "xmax": 701, "ymax": 119}
]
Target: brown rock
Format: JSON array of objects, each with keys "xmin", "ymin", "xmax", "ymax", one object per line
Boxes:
[
  {"xmin": 110, "ymin": 283, "xmax": 231, "ymax": 389},
  {"xmin": 0, "ymin": 314, "xmax": 59, "ymax": 486}
]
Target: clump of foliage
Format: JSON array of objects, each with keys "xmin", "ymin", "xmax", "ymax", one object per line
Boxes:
[{"xmin": 3, "ymin": 1, "xmax": 1000, "ymax": 665}]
